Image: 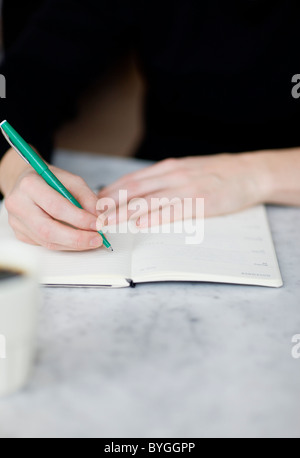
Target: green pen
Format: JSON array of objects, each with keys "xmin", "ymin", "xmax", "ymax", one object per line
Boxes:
[{"xmin": 0, "ymin": 120, "xmax": 113, "ymax": 251}]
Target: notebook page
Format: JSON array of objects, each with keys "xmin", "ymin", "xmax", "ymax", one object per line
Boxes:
[
  {"xmin": 0, "ymin": 204, "xmax": 133, "ymax": 286},
  {"xmin": 131, "ymin": 206, "xmax": 283, "ymax": 287},
  {"xmin": 39, "ymin": 229, "xmax": 134, "ymax": 286}
]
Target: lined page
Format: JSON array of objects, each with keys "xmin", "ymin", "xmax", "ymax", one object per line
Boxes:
[
  {"xmin": 131, "ymin": 206, "xmax": 283, "ymax": 287},
  {"xmin": 39, "ymin": 230, "xmax": 134, "ymax": 286},
  {"xmin": 0, "ymin": 203, "xmax": 283, "ymax": 287}
]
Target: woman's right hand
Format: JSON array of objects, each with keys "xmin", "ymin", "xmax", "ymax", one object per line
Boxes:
[{"xmin": 0, "ymin": 150, "xmax": 103, "ymax": 251}]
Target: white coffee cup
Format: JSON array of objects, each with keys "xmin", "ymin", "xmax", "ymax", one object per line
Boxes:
[{"xmin": 0, "ymin": 240, "xmax": 39, "ymax": 397}]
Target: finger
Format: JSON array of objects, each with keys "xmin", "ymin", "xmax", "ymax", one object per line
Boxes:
[
  {"xmin": 64, "ymin": 175, "xmax": 99, "ymax": 216},
  {"xmin": 33, "ymin": 216, "xmax": 103, "ymax": 251},
  {"xmin": 98, "ymin": 171, "xmax": 189, "ymax": 216},
  {"xmin": 17, "ymin": 205, "xmax": 103, "ymax": 251},
  {"xmin": 8, "ymin": 215, "xmax": 39, "ymax": 246},
  {"xmin": 19, "ymin": 174, "xmax": 98, "ymax": 231},
  {"xmin": 34, "ymin": 185, "xmax": 98, "ymax": 231},
  {"xmin": 48, "ymin": 168, "xmax": 99, "ymax": 216},
  {"xmin": 98, "ymin": 159, "xmax": 181, "ymax": 200},
  {"xmin": 107, "ymin": 188, "xmax": 191, "ymax": 226},
  {"xmin": 138, "ymin": 187, "xmax": 205, "ymax": 226},
  {"xmin": 138, "ymin": 202, "xmax": 187, "ymax": 228},
  {"xmin": 8, "ymin": 214, "xmax": 41, "ymax": 246},
  {"xmin": 118, "ymin": 158, "xmax": 181, "ymax": 182},
  {"xmin": 104, "ymin": 177, "xmax": 168, "ymax": 209}
]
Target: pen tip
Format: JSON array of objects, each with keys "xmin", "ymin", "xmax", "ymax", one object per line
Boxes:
[{"xmin": 109, "ymin": 247, "xmax": 114, "ymax": 252}]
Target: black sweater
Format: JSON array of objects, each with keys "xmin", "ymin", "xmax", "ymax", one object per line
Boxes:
[{"xmin": 0, "ymin": 0, "xmax": 300, "ymax": 162}]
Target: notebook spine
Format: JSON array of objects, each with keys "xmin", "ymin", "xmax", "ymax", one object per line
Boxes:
[{"xmin": 125, "ymin": 279, "xmax": 136, "ymax": 288}]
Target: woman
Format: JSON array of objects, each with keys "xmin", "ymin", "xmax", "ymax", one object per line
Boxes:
[{"xmin": 0, "ymin": 0, "xmax": 299, "ymax": 251}]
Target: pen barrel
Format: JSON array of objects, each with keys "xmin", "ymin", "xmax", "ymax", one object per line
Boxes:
[
  {"xmin": 1, "ymin": 121, "xmax": 48, "ymax": 175},
  {"xmin": 42, "ymin": 169, "xmax": 111, "ymax": 249},
  {"xmin": 41, "ymin": 169, "xmax": 82, "ymax": 209}
]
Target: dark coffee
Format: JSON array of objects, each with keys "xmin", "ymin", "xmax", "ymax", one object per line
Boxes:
[{"xmin": 0, "ymin": 268, "xmax": 23, "ymax": 282}]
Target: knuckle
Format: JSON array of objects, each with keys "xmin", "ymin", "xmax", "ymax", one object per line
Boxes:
[
  {"xmin": 19, "ymin": 174, "xmax": 36, "ymax": 193},
  {"xmin": 162, "ymin": 158, "xmax": 178, "ymax": 168},
  {"xmin": 5, "ymin": 195, "xmax": 18, "ymax": 213}
]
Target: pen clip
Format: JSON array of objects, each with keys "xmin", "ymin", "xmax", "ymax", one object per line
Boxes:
[{"xmin": 0, "ymin": 126, "xmax": 30, "ymax": 165}]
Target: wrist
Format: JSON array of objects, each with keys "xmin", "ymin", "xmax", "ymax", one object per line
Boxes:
[
  {"xmin": 255, "ymin": 147, "xmax": 300, "ymax": 205},
  {"xmin": 238, "ymin": 151, "xmax": 274, "ymax": 204},
  {"xmin": 239, "ymin": 147, "xmax": 300, "ymax": 206}
]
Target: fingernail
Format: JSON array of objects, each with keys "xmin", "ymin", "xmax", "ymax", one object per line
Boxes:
[{"xmin": 90, "ymin": 236, "xmax": 102, "ymax": 247}]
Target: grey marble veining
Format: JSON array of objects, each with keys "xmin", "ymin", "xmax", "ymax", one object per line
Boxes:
[{"xmin": 0, "ymin": 150, "xmax": 299, "ymax": 438}]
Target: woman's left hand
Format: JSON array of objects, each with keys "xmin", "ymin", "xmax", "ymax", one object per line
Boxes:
[{"xmin": 97, "ymin": 153, "xmax": 270, "ymax": 227}]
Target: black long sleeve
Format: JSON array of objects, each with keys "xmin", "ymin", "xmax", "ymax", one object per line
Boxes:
[
  {"xmin": 1, "ymin": 0, "xmax": 300, "ymax": 164},
  {"xmin": 0, "ymin": 0, "xmax": 136, "ymax": 161}
]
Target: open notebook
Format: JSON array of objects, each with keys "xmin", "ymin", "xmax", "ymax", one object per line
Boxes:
[{"xmin": 0, "ymin": 203, "xmax": 283, "ymax": 288}]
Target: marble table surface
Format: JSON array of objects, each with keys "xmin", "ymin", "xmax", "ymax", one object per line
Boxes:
[{"xmin": 0, "ymin": 150, "xmax": 299, "ymax": 438}]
